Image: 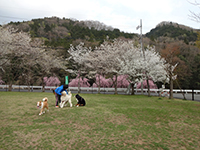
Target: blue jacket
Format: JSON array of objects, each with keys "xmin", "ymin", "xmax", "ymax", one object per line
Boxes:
[{"xmin": 55, "ymin": 85, "xmax": 68, "ymax": 96}]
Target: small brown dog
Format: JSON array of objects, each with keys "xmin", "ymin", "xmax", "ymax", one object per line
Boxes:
[{"xmin": 37, "ymin": 97, "xmax": 49, "ymax": 115}]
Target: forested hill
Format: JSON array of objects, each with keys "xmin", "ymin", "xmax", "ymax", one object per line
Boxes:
[
  {"xmin": 4, "ymin": 18, "xmax": 199, "ymax": 48},
  {"xmin": 145, "ymin": 21, "xmax": 198, "ymax": 44},
  {"xmin": 6, "ymin": 16, "xmax": 136, "ymax": 49}
]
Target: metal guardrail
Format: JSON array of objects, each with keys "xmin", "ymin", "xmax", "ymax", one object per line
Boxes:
[{"xmin": 0, "ymin": 85, "xmax": 200, "ymax": 94}]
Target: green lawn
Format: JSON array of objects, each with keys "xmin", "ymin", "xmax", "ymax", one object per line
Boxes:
[{"xmin": 0, "ymin": 92, "xmax": 200, "ymax": 150}]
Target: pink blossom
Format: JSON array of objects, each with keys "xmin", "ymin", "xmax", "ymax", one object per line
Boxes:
[
  {"xmin": 136, "ymin": 80, "xmax": 158, "ymax": 89},
  {"xmin": 0, "ymin": 77, "xmax": 4, "ymax": 85},
  {"xmin": 43, "ymin": 76, "xmax": 61, "ymax": 86},
  {"xmin": 69, "ymin": 74, "xmax": 130, "ymax": 88},
  {"xmin": 69, "ymin": 77, "xmax": 90, "ymax": 87}
]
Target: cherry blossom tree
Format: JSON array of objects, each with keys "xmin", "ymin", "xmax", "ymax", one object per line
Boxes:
[
  {"xmin": 68, "ymin": 74, "xmax": 129, "ymax": 89},
  {"xmin": 142, "ymin": 46, "xmax": 169, "ymax": 96},
  {"xmin": 137, "ymin": 80, "xmax": 158, "ymax": 89},
  {"xmin": 117, "ymin": 43, "xmax": 168, "ymax": 95},
  {"xmin": 68, "ymin": 39, "xmax": 133, "ymax": 94},
  {"xmin": 0, "ymin": 77, "xmax": 4, "ymax": 84},
  {"xmin": 117, "ymin": 41, "xmax": 144, "ymax": 94},
  {"xmin": 116, "ymin": 75, "xmax": 130, "ymax": 88},
  {"xmin": 0, "ymin": 26, "xmax": 66, "ymax": 91},
  {"xmin": 91, "ymin": 39, "xmax": 135, "ymax": 94},
  {"xmin": 0, "ymin": 27, "xmax": 37, "ymax": 91},
  {"xmin": 67, "ymin": 39, "xmax": 168, "ymax": 95},
  {"xmin": 69, "ymin": 76, "xmax": 90, "ymax": 87},
  {"xmin": 67, "ymin": 42, "xmax": 92, "ymax": 93},
  {"xmin": 43, "ymin": 76, "xmax": 61, "ymax": 86}
]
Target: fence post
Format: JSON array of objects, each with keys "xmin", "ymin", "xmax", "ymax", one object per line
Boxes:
[
  {"xmin": 31, "ymin": 84, "xmax": 33, "ymax": 92},
  {"xmin": 192, "ymin": 88, "xmax": 194, "ymax": 101}
]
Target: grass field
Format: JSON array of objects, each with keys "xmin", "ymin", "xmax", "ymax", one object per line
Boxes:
[{"xmin": 0, "ymin": 92, "xmax": 200, "ymax": 150}]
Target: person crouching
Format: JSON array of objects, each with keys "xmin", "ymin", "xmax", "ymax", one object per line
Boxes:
[{"xmin": 54, "ymin": 84, "xmax": 68, "ymax": 108}]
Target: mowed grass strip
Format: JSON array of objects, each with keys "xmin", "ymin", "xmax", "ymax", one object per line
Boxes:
[{"xmin": 0, "ymin": 92, "xmax": 199, "ymax": 150}]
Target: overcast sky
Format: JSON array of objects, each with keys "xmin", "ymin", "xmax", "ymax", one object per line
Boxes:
[{"xmin": 0, "ymin": 0, "xmax": 199, "ymax": 34}]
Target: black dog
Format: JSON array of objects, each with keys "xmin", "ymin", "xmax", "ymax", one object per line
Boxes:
[{"xmin": 75, "ymin": 94, "xmax": 86, "ymax": 106}]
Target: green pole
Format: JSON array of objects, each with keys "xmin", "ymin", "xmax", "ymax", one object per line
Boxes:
[{"xmin": 65, "ymin": 76, "xmax": 68, "ymax": 85}]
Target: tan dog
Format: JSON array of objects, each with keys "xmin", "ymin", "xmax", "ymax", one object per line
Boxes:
[
  {"xmin": 60, "ymin": 91, "xmax": 72, "ymax": 108},
  {"xmin": 37, "ymin": 97, "xmax": 49, "ymax": 115}
]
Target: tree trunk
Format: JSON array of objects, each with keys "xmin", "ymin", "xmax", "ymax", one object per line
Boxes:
[
  {"xmin": 98, "ymin": 74, "xmax": 100, "ymax": 94},
  {"xmin": 28, "ymin": 85, "xmax": 30, "ymax": 92},
  {"xmin": 131, "ymin": 83, "xmax": 135, "ymax": 95},
  {"xmin": 78, "ymin": 75, "xmax": 80, "ymax": 93},
  {"xmin": 141, "ymin": 81, "xmax": 143, "ymax": 95},
  {"xmin": 169, "ymin": 75, "xmax": 173, "ymax": 99},
  {"xmin": 146, "ymin": 74, "xmax": 151, "ymax": 97},
  {"xmin": 175, "ymin": 79, "xmax": 186, "ymax": 100},
  {"xmin": 114, "ymin": 75, "xmax": 118, "ymax": 95},
  {"xmin": 146, "ymin": 76, "xmax": 150, "ymax": 97},
  {"xmin": 42, "ymin": 77, "xmax": 45, "ymax": 92},
  {"xmin": 8, "ymin": 83, "xmax": 12, "ymax": 91}
]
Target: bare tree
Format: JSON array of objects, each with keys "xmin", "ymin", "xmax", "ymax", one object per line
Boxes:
[
  {"xmin": 160, "ymin": 43, "xmax": 180, "ymax": 99},
  {"xmin": 188, "ymin": 0, "xmax": 200, "ymax": 22}
]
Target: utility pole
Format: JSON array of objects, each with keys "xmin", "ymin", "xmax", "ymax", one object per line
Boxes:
[{"xmin": 136, "ymin": 19, "xmax": 144, "ymax": 94}]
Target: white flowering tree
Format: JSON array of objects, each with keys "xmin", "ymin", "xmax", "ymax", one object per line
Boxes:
[
  {"xmin": 83, "ymin": 50, "xmax": 108, "ymax": 93},
  {"xmin": 69, "ymin": 43, "xmax": 110, "ymax": 93},
  {"xmin": 117, "ymin": 43, "xmax": 168, "ymax": 95},
  {"xmin": 84, "ymin": 39, "xmax": 141, "ymax": 94},
  {"xmin": 0, "ymin": 26, "xmax": 66, "ymax": 91},
  {"xmin": 0, "ymin": 27, "xmax": 36, "ymax": 90},
  {"xmin": 67, "ymin": 39, "xmax": 169, "ymax": 95},
  {"xmin": 93, "ymin": 39, "xmax": 127, "ymax": 94},
  {"xmin": 142, "ymin": 46, "xmax": 169, "ymax": 96},
  {"xmin": 117, "ymin": 43, "xmax": 144, "ymax": 95},
  {"xmin": 67, "ymin": 43, "xmax": 92, "ymax": 93}
]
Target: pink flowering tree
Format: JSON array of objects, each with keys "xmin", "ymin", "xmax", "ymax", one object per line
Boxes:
[
  {"xmin": 43, "ymin": 76, "xmax": 61, "ymax": 86},
  {"xmin": 137, "ymin": 80, "xmax": 158, "ymax": 89},
  {"xmin": 0, "ymin": 77, "xmax": 4, "ymax": 85},
  {"xmin": 116, "ymin": 75, "xmax": 130, "ymax": 88},
  {"xmin": 92, "ymin": 74, "xmax": 113, "ymax": 88},
  {"xmin": 69, "ymin": 74, "xmax": 130, "ymax": 89},
  {"xmin": 69, "ymin": 76, "xmax": 90, "ymax": 87}
]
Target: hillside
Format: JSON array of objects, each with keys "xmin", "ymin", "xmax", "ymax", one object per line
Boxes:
[
  {"xmin": 145, "ymin": 21, "xmax": 198, "ymax": 44},
  {"xmin": 4, "ymin": 18, "xmax": 199, "ymax": 48},
  {"xmin": 6, "ymin": 17, "xmax": 136, "ymax": 49}
]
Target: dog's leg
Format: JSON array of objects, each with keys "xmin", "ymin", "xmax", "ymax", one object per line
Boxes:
[
  {"xmin": 46, "ymin": 105, "xmax": 49, "ymax": 112},
  {"xmin": 60, "ymin": 101, "xmax": 64, "ymax": 108},
  {"xmin": 62, "ymin": 101, "xmax": 65, "ymax": 108},
  {"xmin": 61, "ymin": 102, "xmax": 64, "ymax": 108},
  {"xmin": 63, "ymin": 101, "xmax": 66, "ymax": 107},
  {"xmin": 64, "ymin": 101, "xmax": 68, "ymax": 107},
  {"xmin": 69, "ymin": 99, "xmax": 72, "ymax": 107},
  {"xmin": 39, "ymin": 108, "xmax": 43, "ymax": 115}
]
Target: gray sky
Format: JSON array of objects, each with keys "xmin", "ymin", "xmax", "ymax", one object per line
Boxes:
[{"xmin": 0, "ymin": 0, "xmax": 199, "ymax": 34}]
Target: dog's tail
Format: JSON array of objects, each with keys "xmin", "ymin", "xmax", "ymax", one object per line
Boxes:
[{"xmin": 43, "ymin": 97, "xmax": 48, "ymax": 102}]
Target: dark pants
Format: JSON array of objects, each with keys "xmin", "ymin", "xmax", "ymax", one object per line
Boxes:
[{"xmin": 55, "ymin": 93, "xmax": 61, "ymax": 106}]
